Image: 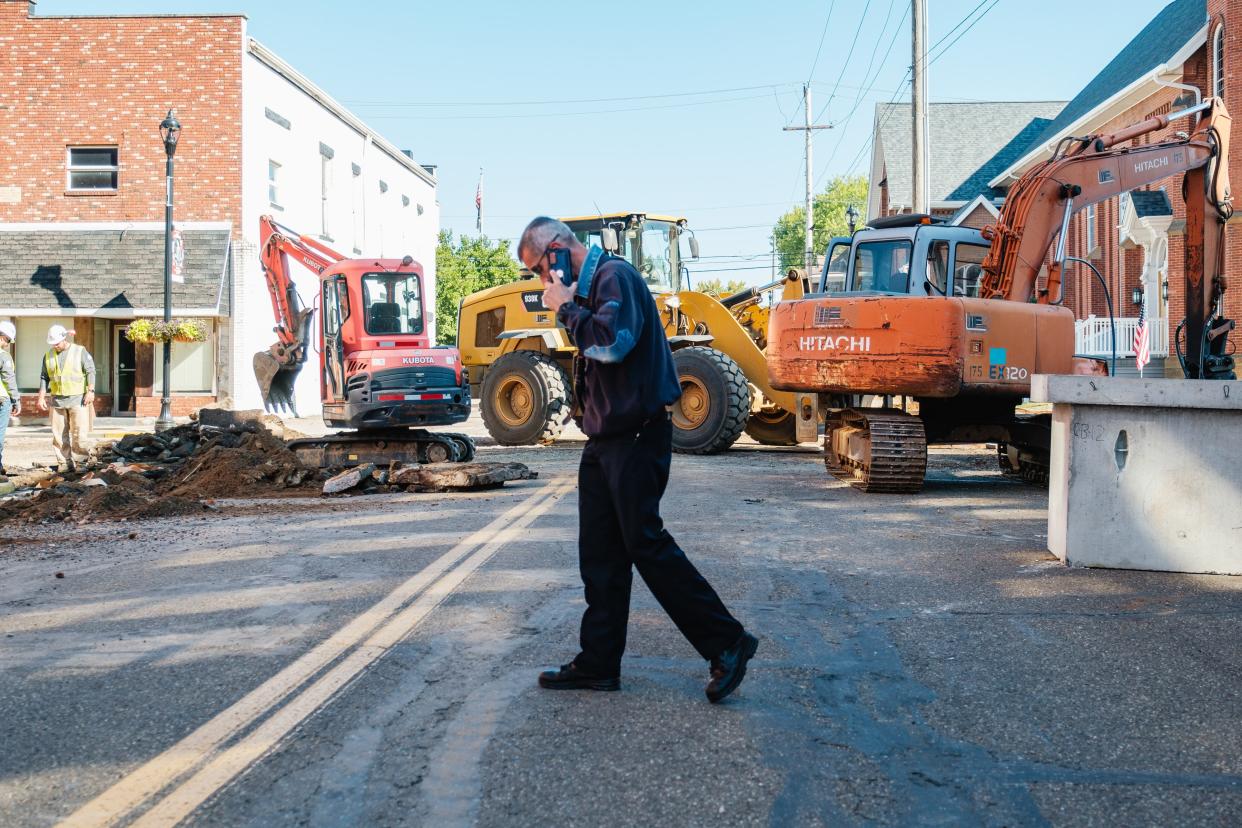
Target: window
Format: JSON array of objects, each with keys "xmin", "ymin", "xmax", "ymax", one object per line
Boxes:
[
  {"xmin": 821, "ymin": 241, "xmax": 850, "ymax": 292},
  {"xmin": 15, "ymin": 317, "xmax": 64, "ymax": 391},
  {"xmin": 67, "ymin": 147, "xmax": 118, "ymax": 191},
  {"xmin": 1214, "ymin": 25, "xmax": 1226, "ymax": 99},
  {"xmin": 638, "ymin": 224, "xmax": 673, "ymax": 291},
  {"xmin": 951, "ymin": 243, "xmax": 989, "ymax": 298},
  {"xmin": 268, "ymin": 160, "xmax": 282, "ymax": 207},
  {"xmin": 1086, "ymin": 203, "xmax": 1097, "ymax": 252},
  {"xmin": 319, "ymin": 144, "xmax": 334, "ymax": 239},
  {"xmin": 474, "ymin": 307, "xmax": 506, "ymax": 348},
  {"xmin": 926, "ymin": 240, "xmax": 950, "ymax": 295},
  {"xmin": 351, "ymin": 163, "xmax": 363, "ymax": 254},
  {"xmin": 362, "ymin": 272, "xmax": 423, "ymax": 335},
  {"xmin": 154, "ymin": 339, "xmax": 216, "ymax": 394},
  {"xmin": 851, "ymin": 240, "xmax": 913, "ymax": 292}
]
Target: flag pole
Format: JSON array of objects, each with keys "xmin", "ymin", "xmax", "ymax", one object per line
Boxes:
[{"xmin": 475, "ymin": 167, "xmax": 483, "ymax": 235}]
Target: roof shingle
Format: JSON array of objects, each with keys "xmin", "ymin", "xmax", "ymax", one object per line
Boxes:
[{"xmin": 0, "ymin": 228, "xmax": 230, "ymax": 313}]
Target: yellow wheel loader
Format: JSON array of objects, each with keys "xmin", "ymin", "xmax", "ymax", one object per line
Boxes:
[{"xmin": 456, "ymin": 212, "xmax": 810, "ymax": 453}]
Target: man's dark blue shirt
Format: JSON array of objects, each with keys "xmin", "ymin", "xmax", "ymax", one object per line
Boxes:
[{"xmin": 556, "ymin": 253, "xmax": 682, "ymax": 438}]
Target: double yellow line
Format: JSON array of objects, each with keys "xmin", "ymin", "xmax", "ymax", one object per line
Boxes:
[{"xmin": 60, "ymin": 476, "xmax": 575, "ymax": 828}]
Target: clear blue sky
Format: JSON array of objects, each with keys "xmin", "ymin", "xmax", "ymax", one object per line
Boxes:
[{"xmin": 45, "ymin": 0, "xmax": 1174, "ymax": 284}]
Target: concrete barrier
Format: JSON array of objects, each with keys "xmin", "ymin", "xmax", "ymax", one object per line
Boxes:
[{"xmin": 1031, "ymin": 375, "xmax": 1241, "ymax": 574}]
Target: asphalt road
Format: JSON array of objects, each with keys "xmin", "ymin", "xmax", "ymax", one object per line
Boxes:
[{"xmin": 1, "ymin": 422, "xmax": 1240, "ymax": 827}]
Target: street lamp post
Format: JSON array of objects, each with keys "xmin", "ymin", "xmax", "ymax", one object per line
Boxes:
[{"xmin": 156, "ymin": 109, "xmax": 181, "ymax": 432}]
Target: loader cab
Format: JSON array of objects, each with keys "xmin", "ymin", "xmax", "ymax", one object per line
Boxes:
[
  {"xmin": 816, "ymin": 215, "xmax": 991, "ymax": 298},
  {"xmin": 563, "ymin": 213, "xmax": 691, "ymax": 295}
]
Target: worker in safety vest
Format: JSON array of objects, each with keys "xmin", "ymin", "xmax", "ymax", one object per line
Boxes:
[
  {"xmin": 36, "ymin": 324, "xmax": 95, "ymax": 473},
  {"xmin": 0, "ymin": 321, "xmax": 19, "ymax": 482}
]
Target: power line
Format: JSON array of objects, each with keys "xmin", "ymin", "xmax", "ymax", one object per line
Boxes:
[
  {"xmin": 365, "ymin": 92, "xmax": 777, "ymax": 120},
  {"xmin": 688, "ymin": 264, "xmax": 781, "ymax": 273},
  {"xmin": 812, "ymin": 1, "xmax": 909, "ymax": 188},
  {"xmin": 815, "ymin": 0, "xmax": 875, "ymax": 123},
  {"xmin": 927, "ymin": 0, "xmax": 1001, "ymax": 65},
  {"xmin": 806, "ymin": 1, "xmax": 838, "ymax": 82},
  {"xmin": 814, "ymin": 0, "xmax": 896, "ymax": 125},
  {"xmin": 344, "ymin": 83, "xmax": 798, "ymax": 107},
  {"xmin": 923, "ymin": 0, "xmax": 993, "ymax": 66},
  {"xmin": 831, "ymin": 0, "xmax": 1003, "ymax": 184}
]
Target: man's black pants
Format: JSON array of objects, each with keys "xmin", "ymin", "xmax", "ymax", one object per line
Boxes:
[{"xmin": 574, "ymin": 414, "xmax": 744, "ymax": 677}]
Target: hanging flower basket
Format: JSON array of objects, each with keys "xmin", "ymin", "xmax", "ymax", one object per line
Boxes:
[
  {"xmin": 125, "ymin": 319, "xmax": 159, "ymax": 344},
  {"xmin": 170, "ymin": 319, "xmax": 208, "ymax": 343},
  {"xmin": 124, "ymin": 318, "xmax": 208, "ymax": 344}
]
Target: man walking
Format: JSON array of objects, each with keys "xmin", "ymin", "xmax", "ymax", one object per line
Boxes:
[
  {"xmin": 519, "ymin": 216, "xmax": 758, "ymax": 703},
  {"xmin": 0, "ymin": 322, "xmax": 19, "ymax": 483},
  {"xmin": 36, "ymin": 324, "xmax": 94, "ymax": 473}
]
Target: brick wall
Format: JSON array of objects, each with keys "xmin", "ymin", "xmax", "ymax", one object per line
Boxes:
[{"xmin": 0, "ymin": 2, "xmax": 245, "ymax": 231}]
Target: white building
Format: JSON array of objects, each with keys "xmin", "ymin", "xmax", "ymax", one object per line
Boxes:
[{"xmin": 234, "ymin": 40, "xmax": 441, "ymax": 416}]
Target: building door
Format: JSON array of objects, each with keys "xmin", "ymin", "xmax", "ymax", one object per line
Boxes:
[{"xmin": 114, "ymin": 325, "xmax": 137, "ymax": 415}]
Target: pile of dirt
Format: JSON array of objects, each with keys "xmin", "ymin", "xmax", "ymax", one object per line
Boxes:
[
  {"xmin": 0, "ymin": 416, "xmax": 319, "ymax": 526},
  {"xmin": 0, "ymin": 478, "xmax": 206, "ymax": 526}
]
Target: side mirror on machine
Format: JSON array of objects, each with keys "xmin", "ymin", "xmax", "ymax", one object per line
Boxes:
[
  {"xmin": 600, "ymin": 227, "xmax": 619, "ymax": 253},
  {"xmin": 688, "ymin": 235, "xmax": 700, "ymax": 260}
]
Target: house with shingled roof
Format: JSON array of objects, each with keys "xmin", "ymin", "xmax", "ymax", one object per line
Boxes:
[{"xmin": 867, "ymin": 101, "xmax": 1066, "ymax": 227}]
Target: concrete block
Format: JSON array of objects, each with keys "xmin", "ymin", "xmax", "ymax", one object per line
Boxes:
[{"xmin": 1034, "ymin": 375, "xmax": 1241, "ymax": 574}]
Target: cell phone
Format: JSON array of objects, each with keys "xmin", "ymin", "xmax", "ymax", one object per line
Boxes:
[{"xmin": 551, "ymin": 248, "xmax": 574, "ymax": 287}]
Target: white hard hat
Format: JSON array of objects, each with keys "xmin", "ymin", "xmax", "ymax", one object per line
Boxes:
[
  {"xmin": 0, "ymin": 321, "xmax": 14, "ymax": 341},
  {"xmin": 46, "ymin": 324, "xmax": 70, "ymax": 346}
]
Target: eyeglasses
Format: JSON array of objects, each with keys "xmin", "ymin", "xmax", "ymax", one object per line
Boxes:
[{"xmin": 525, "ymin": 237, "xmax": 564, "ymax": 279}]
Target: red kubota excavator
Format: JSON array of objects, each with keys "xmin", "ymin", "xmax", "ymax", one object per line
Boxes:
[
  {"xmin": 254, "ymin": 215, "xmax": 475, "ymax": 466},
  {"xmin": 768, "ymin": 96, "xmax": 1234, "ymax": 492}
]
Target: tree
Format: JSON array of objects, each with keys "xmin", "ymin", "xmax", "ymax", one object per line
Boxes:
[
  {"xmin": 773, "ymin": 175, "xmax": 868, "ymax": 270},
  {"xmin": 434, "ymin": 231, "xmax": 521, "ymax": 345},
  {"xmin": 695, "ymin": 277, "xmax": 749, "ymax": 296}
]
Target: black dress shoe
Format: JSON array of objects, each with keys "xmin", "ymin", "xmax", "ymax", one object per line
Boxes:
[
  {"xmin": 706, "ymin": 632, "xmax": 759, "ymax": 703},
  {"xmin": 538, "ymin": 662, "xmax": 620, "ymax": 692}
]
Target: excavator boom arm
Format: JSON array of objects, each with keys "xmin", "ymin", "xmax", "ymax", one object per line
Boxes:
[
  {"xmin": 981, "ymin": 99, "xmax": 1232, "ymax": 309},
  {"xmin": 254, "ymin": 215, "xmax": 346, "ymax": 414}
]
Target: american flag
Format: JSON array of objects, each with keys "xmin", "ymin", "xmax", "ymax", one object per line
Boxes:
[
  {"xmin": 475, "ymin": 169, "xmax": 483, "ymax": 233},
  {"xmin": 1133, "ymin": 292, "xmax": 1151, "ymax": 375}
]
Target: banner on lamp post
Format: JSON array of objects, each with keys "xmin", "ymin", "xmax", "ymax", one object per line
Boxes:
[{"xmin": 171, "ymin": 226, "xmax": 185, "ymax": 284}]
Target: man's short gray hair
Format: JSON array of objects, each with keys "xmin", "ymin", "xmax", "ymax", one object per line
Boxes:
[{"xmin": 518, "ymin": 216, "xmax": 574, "ymax": 262}]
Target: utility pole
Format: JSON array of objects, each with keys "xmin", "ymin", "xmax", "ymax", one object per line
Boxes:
[
  {"xmin": 784, "ymin": 84, "xmax": 832, "ymax": 272},
  {"xmin": 912, "ymin": 0, "xmax": 929, "ymax": 214}
]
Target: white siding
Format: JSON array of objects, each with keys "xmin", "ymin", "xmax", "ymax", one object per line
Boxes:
[{"xmin": 234, "ymin": 41, "xmax": 440, "ymax": 415}]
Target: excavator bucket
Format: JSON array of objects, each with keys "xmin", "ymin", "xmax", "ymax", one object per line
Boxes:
[{"xmin": 254, "ymin": 351, "xmax": 301, "ymax": 417}]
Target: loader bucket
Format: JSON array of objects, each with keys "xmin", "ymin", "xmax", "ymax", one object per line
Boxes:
[{"xmin": 254, "ymin": 351, "xmax": 301, "ymax": 416}]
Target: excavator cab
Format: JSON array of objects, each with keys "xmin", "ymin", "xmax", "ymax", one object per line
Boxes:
[{"xmin": 814, "ymin": 216, "xmax": 992, "ymax": 298}]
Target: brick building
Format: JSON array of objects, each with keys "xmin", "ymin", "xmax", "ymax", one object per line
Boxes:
[
  {"xmin": 0, "ymin": 0, "xmax": 439, "ymax": 417},
  {"xmin": 868, "ymin": 0, "xmax": 1239, "ymax": 377}
]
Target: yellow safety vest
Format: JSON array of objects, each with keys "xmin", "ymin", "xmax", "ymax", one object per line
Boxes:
[{"xmin": 45, "ymin": 344, "xmax": 87, "ymax": 397}]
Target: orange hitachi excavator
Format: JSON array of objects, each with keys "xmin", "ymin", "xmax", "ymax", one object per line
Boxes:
[
  {"xmin": 254, "ymin": 215, "xmax": 475, "ymax": 466},
  {"xmin": 768, "ymin": 97, "xmax": 1234, "ymax": 492}
]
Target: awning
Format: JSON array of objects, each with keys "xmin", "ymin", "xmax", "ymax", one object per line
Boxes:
[{"xmin": 0, "ymin": 223, "xmax": 231, "ymax": 316}]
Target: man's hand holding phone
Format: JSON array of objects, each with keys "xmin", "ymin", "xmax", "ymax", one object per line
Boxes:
[
  {"xmin": 542, "ymin": 274, "xmax": 576, "ymax": 311},
  {"xmin": 541, "ymin": 246, "xmax": 577, "ymax": 311}
]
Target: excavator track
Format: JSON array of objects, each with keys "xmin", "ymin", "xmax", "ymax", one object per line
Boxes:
[
  {"xmin": 287, "ymin": 430, "xmax": 476, "ymax": 469},
  {"xmin": 824, "ymin": 409, "xmax": 927, "ymax": 493},
  {"xmin": 996, "ymin": 442, "xmax": 1051, "ymax": 487}
]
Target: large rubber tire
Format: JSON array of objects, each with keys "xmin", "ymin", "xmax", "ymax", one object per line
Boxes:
[
  {"xmin": 670, "ymin": 346, "xmax": 751, "ymax": 454},
  {"xmin": 481, "ymin": 351, "xmax": 571, "ymax": 445},
  {"xmin": 744, "ymin": 408, "xmax": 798, "ymax": 446}
]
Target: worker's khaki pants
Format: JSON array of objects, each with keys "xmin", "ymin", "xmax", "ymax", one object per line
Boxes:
[{"xmin": 50, "ymin": 405, "xmax": 91, "ymax": 465}]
